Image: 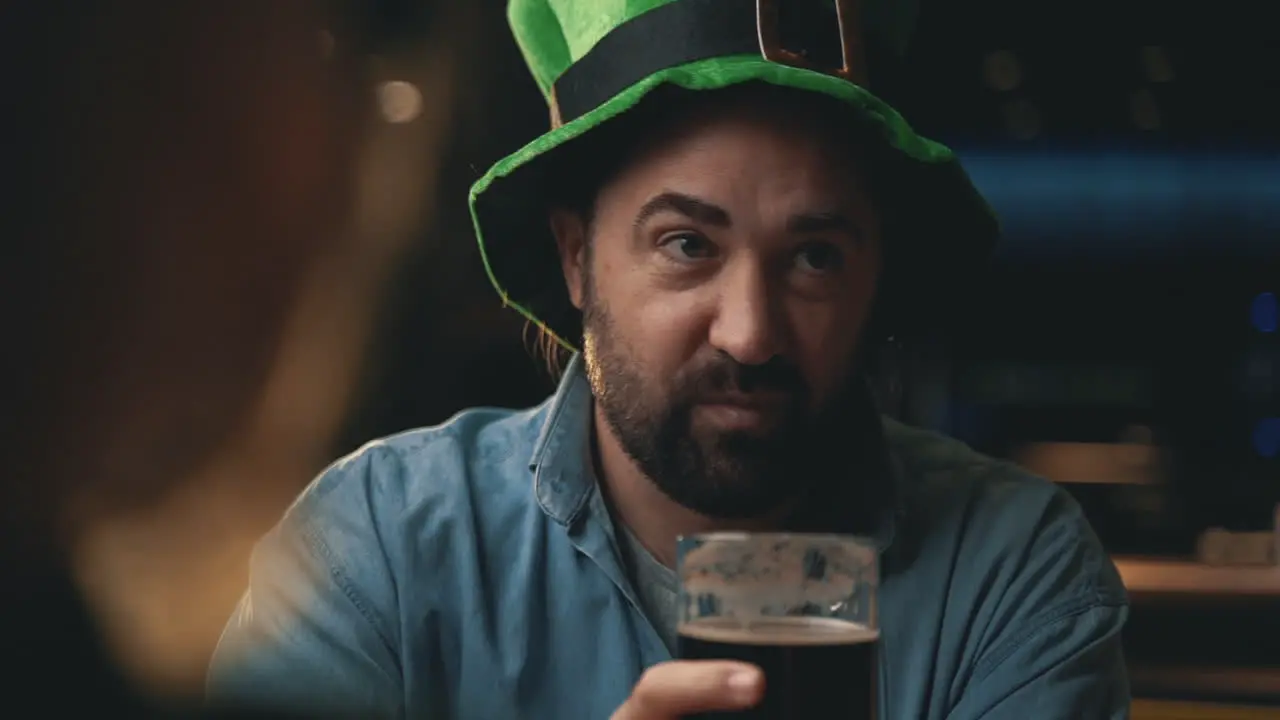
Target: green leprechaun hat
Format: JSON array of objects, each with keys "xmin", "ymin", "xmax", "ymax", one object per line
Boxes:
[{"xmin": 469, "ymin": 0, "xmax": 1000, "ymax": 351}]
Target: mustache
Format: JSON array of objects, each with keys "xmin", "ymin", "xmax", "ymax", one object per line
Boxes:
[{"xmin": 680, "ymin": 354, "xmax": 808, "ymax": 401}]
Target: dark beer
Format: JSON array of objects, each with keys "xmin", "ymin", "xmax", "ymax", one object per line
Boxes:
[{"xmin": 677, "ymin": 615, "xmax": 878, "ymax": 720}]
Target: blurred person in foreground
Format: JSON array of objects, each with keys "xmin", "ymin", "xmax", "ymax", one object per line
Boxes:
[
  {"xmin": 210, "ymin": 1, "xmax": 1131, "ymax": 718},
  {"xmin": 0, "ymin": 0, "xmax": 456, "ymax": 715}
]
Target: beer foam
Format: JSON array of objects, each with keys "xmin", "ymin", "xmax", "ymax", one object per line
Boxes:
[{"xmin": 679, "ymin": 615, "xmax": 879, "ymax": 646}]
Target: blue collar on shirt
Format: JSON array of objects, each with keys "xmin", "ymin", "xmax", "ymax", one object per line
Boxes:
[
  {"xmin": 527, "ymin": 354, "xmax": 901, "ymax": 551},
  {"xmin": 530, "ymin": 354, "xmax": 598, "ymax": 528}
]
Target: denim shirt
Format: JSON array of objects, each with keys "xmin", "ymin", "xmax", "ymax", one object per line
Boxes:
[{"xmin": 207, "ymin": 356, "xmax": 1130, "ymax": 719}]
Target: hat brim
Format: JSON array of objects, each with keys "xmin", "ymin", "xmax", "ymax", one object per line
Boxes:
[{"xmin": 469, "ymin": 54, "xmax": 999, "ymax": 350}]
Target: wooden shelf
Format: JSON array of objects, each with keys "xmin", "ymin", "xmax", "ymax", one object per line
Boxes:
[
  {"xmin": 1115, "ymin": 557, "xmax": 1280, "ymax": 596},
  {"xmin": 1133, "ymin": 698, "xmax": 1280, "ymax": 720},
  {"xmin": 1132, "ymin": 665, "xmax": 1280, "ymax": 707}
]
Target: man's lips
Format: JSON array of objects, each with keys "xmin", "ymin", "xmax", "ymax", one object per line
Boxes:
[
  {"xmin": 696, "ymin": 391, "xmax": 792, "ymax": 411},
  {"xmin": 694, "ymin": 391, "xmax": 793, "ymax": 430}
]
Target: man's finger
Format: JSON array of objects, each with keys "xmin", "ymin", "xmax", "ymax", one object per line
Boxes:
[{"xmin": 611, "ymin": 660, "xmax": 764, "ymax": 720}]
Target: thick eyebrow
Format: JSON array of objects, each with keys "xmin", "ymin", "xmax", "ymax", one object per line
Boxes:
[
  {"xmin": 632, "ymin": 192, "xmax": 866, "ymax": 244},
  {"xmin": 633, "ymin": 191, "xmax": 731, "ymax": 232},
  {"xmin": 787, "ymin": 211, "xmax": 860, "ymax": 238}
]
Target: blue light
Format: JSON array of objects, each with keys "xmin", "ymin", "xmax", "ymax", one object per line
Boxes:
[
  {"xmin": 1252, "ymin": 292, "xmax": 1278, "ymax": 333},
  {"xmin": 1254, "ymin": 417, "xmax": 1280, "ymax": 458},
  {"xmin": 951, "ymin": 150, "xmax": 1280, "ymax": 260}
]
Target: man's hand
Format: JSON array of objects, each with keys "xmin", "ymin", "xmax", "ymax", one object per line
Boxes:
[{"xmin": 610, "ymin": 661, "xmax": 764, "ymax": 719}]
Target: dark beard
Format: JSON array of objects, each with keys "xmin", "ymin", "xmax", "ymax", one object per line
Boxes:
[{"xmin": 582, "ymin": 290, "xmax": 860, "ymax": 520}]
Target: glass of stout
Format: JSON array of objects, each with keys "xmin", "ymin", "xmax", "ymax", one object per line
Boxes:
[{"xmin": 676, "ymin": 532, "xmax": 879, "ymax": 720}]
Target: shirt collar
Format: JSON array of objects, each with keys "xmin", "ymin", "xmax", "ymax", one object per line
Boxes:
[
  {"xmin": 528, "ymin": 353, "xmax": 901, "ymax": 551},
  {"xmin": 530, "ymin": 354, "xmax": 596, "ymax": 527}
]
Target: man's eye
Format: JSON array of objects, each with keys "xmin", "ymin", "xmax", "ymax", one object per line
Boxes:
[
  {"xmin": 794, "ymin": 242, "xmax": 844, "ymax": 273},
  {"xmin": 660, "ymin": 233, "xmax": 716, "ymax": 261}
]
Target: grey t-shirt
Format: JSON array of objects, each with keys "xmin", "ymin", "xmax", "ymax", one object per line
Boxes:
[
  {"xmin": 592, "ymin": 487, "xmax": 680, "ymax": 652},
  {"xmin": 614, "ymin": 521, "xmax": 680, "ymax": 653}
]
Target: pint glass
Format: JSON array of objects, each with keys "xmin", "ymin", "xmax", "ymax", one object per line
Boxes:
[{"xmin": 676, "ymin": 533, "xmax": 879, "ymax": 719}]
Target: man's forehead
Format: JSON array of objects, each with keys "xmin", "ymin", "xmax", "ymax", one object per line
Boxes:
[{"xmin": 603, "ymin": 116, "xmax": 871, "ymax": 212}]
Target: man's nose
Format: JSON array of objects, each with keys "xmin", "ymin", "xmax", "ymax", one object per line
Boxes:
[{"xmin": 707, "ymin": 260, "xmax": 786, "ymax": 366}]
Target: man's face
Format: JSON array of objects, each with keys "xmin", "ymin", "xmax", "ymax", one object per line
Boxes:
[{"xmin": 553, "ymin": 92, "xmax": 882, "ymax": 519}]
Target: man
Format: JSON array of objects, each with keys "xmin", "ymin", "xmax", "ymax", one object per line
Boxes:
[{"xmin": 209, "ymin": 1, "xmax": 1130, "ymax": 718}]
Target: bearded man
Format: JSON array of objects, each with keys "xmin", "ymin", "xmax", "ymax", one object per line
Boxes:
[{"xmin": 209, "ymin": 1, "xmax": 1130, "ymax": 718}]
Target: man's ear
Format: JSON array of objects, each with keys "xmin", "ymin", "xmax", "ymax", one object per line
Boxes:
[{"xmin": 549, "ymin": 208, "xmax": 588, "ymax": 310}]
